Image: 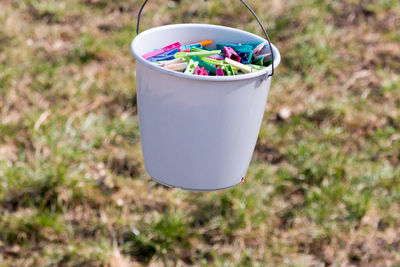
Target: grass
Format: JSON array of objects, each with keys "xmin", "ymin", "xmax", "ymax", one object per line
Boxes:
[{"xmin": 0, "ymin": 0, "xmax": 400, "ymax": 265}]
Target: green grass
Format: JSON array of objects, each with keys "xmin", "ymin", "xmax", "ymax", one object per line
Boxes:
[{"xmin": 0, "ymin": 0, "xmax": 400, "ymax": 265}]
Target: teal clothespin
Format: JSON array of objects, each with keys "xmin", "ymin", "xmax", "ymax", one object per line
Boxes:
[
  {"xmin": 184, "ymin": 59, "xmax": 199, "ymax": 74},
  {"xmin": 191, "ymin": 56, "xmax": 218, "ymax": 75},
  {"xmin": 180, "ymin": 43, "xmax": 202, "ymax": 51},
  {"xmin": 216, "ymin": 43, "xmax": 253, "ymax": 52}
]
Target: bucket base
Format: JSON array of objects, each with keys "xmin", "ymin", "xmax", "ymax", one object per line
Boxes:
[{"xmin": 150, "ymin": 176, "xmax": 243, "ymax": 192}]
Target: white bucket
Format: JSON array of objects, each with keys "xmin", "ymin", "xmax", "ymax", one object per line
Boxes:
[{"xmin": 131, "ymin": 24, "xmax": 281, "ymax": 191}]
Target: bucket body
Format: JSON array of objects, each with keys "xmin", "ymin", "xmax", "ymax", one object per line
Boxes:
[{"xmin": 131, "ymin": 24, "xmax": 280, "ymax": 191}]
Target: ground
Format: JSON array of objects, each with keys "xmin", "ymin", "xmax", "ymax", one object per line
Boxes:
[{"xmin": 0, "ymin": 0, "xmax": 399, "ymax": 266}]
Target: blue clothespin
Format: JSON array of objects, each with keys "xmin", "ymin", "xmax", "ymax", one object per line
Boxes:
[
  {"xmin": 238, "ymin": 51, "xmax": 251, "ymax": 64},
  {"xmin": 147, "ymin": 48, "xmax": 179, "ymax": 62}
]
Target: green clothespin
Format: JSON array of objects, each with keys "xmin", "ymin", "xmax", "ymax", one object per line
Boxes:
[
  {"xmin": 191, "ymin": 56, "xmax": 218, "ymax": 75},
  {"xmin": 247, "ymin": 64, "xmax": 266, "ymax": 71},
  {"xmin": 222, "ymin": 64, "xmax": 235, "ymax": 76},
  {"xmin": 175, "ymin": 50, "xmax": 220, "ymax": 58},
  {"xmin": 202, "ymin": 57, "xmax": 226, "ymax": 67},
  {"xmin": 184, "ymin": 59, "xmax": 199, "ymax": 74},
  {"xmin": 190, "ymin": 48, "xmax": 209, "ymax": 52}
]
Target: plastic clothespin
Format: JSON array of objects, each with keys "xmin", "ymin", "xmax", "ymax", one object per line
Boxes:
[
  {"xmin": 254, "ymin": 53, "xmax": 272, "ymax": 61},
  {"xmin": 206, "ymin": 54, "xmax": 225, "ymax": 60},
  {"xmin": 188, "ymin": 40, "xmax": 213, "ymax": 47},
  {"xmin": 147, "ymin": 48, "xmax": 179, "ymax": 62},
  {"xmin": 252, "ymin": 55, "xmax": 264, "ymax": 66},
  {"xmin": 164, "ymin": 62, "xmax": 188, "ymax": 71},
  {"xmin": 194, "ymin": 66, "xmax": 208, "ymax": 76},
  {"xmin": 238, "ymin": 51, "xmax": 251, "ymax": 64},
  {"xmin": 191, "ymin": 56, "xmax": 218, "ymax": 75},
  {"xmin": 216, "ymin": 68, "xmax": 224, "ymax": 76},
  {"xmin": 252, "ymin": 42, "xmax": 266, "ymax": 55},
  {"xmin": 247, "ymin": 63, "xmax": 266, "ymax": 71},
  {"xmin": 154, "ymin": 57, "xmax": 183, "ymax": 67},
  {"xmin": 180, "ymin": 43, "xmax": 202, "ymax": 51},
  {"xmin": 254, "ymin": 53, "xmax": 272, "ymax": 66},
  {"xmin": 174, "ymin": 50, "xmax": 220, "ymax": 59},
  {"xmin": 142, "ymin": 42, "xmax": 181, "ymax": 60},
  {"xmin": 202, "ymin": 57, "xmax": 225, "ymax": 66},
  {"xmin": 184, "ymin": 59, "xmax": 199, "ymax": 74},
  {"xmin": 223, "ymin": 65, "xmax": 235, "ymax": 76},
  {"xmin": 216, "ymin": 43, "xmax": 244, "ymax": 51},
  {"xmin": 225, "ymin": 58, "xmax": 252, "ymax": 73},
  {"xmin": 235, "ymin": 46, "xmax": 253, "ymax": 64},
  {"xmin": 223, "ymin": 47, "xmax": 241, "ymax": 62},
  {"xmin": 243, "ymin": 42, "xmax": 263, "ymax": 49}
]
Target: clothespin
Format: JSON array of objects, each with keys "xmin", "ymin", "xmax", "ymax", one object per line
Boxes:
[
  {"xmin": 191, "ymin": 56, "xmax": 218, "ymax": 75},
  {"xmin": 252, "ymin": 55, "xmax": 264, "ymax": 66},
  {"xmin": 216, "ymin": 43, "xmax": 244, "ymax": 51},
  {"xmin": 223, "ymin": 47, "xmax": 241, "ymax": 62},
  {"xmin": 206, "ymin": 54, "xmax": 225, "ymax": 60},
  {"xmin": 194, "ymin": 66, "xmax": 208, "ymax": 76},
  {"xmin": 223, "ymin": 65, "xmax": 235, "ymax": 76},
  {"xmin": 254, "ymin": 53, "xmax": 272, "ymax": 61},
  {"xmin": 190, "ymin": 48, "xmax": 208, "ymax": 52},
  {"xmin": 180, "ymin": 43, "xmax": 202, "ymax": 51},
  {"xmin": 164, "ymin": 62, "xmax": 188, "ymax": 71},
  {"xmin": 142, "ymin": 42, "xmax": 181, "ymax": 60},
  {"xmin": 184, "ymin": 59, "xmax": 199, "ymax": 74},
  {"xmin": 216, "ymin": 68, "xmax": 224, "ymax": 76},
  {"xmin": 252, "ymin": 42, "xmax": 266, "ymax": 55},
  {"xmin": 254, "ymin": 53, "xmax": 272, "ymax": 66},
  {"xmin": 235, "ymin": 46, "xmax": 253, "ymax": 64},
  {"xmin": 147, "ymin": 48, "xmax": 179, "ymax": 62},
  {"xmin": 202, "ymin": 57, "xmax": 225, "ymax": 66},
  {"xmin": 242, "ymin": 42, "xmax": 263, "ymax": 49},
  {"xmin": 154, "ymin": 57, "xmax": 183, "ymax": 67},
  {"xmin": 188, "ymin": 40, "xmax": 213, "ymax": 47},
  {"xmin": 225, "ymin": 58, "xmax": 252, "ymax": 73},
  {"xmin": 247, "ymin": 63, "xmax": 266, "ymax": 71},
  {"xmin": 238, "ymin": 51, "xmax": 252, "ymax": 64},
  {"xmin": 174, "ymin": 50, "xmax": 220, "ymax": 59}
]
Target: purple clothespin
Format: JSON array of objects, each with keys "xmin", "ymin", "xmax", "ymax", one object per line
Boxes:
[{"xmin": 223, "ymin": 46, "xmax": 241, "ymax": 62}]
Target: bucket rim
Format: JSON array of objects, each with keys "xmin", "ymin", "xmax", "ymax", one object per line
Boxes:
[{"xmin": 131, "ymin": 23, "xmax": 281, "ymax": 82}]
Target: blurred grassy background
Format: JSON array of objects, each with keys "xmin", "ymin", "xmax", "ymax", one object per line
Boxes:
[{"xmin": 0, "ymin": 0, "xmax": 399, "ymax": 266}]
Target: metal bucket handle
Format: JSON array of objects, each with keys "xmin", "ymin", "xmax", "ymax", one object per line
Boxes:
[{"xmin": 136, "ymin": 0, "xmax": 275, "ymax": 77}]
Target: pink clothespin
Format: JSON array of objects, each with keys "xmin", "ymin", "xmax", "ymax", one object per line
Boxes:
[
  {"xmin": 216, "ymin": 68, "xmax": 224, "ymax": 76},
  {"xmin": 223, "ymin": 46, "xmax": 241, "ymax": 62},
  {"xmin": 194, "ymin": 66, "xmax": 208, "ymax": 76},
  {"xmin": 142, "ymin": 42, "xmax": 181, "ymax": 60},
  {"xmin": 253, "ymin": 41, "xmax": 266, "ymax": 55}
]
